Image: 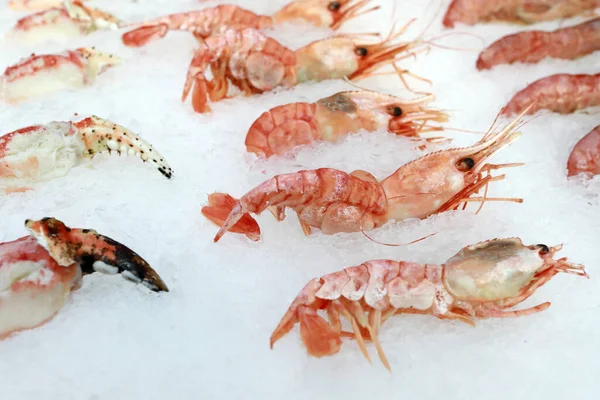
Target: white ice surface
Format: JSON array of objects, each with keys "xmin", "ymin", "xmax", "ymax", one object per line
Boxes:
[{"xmin": 0, "ymin": 0, "xmax": 599, "ymax": 399}]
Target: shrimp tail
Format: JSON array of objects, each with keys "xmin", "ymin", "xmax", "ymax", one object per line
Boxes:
[
  {"xmin": 122, "ymin": 24, "xmax": 169, "ymax": 47},
  {"xmin": 201, "ymin": 193, "xmax": 261, "ymax": 242}
]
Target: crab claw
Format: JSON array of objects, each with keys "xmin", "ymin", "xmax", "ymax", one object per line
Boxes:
[
  {"xmin": 1, "ymin": 47, "xmax": 122, "ymax": 104},
  {"xmin": 64, "ymin": 0, "xmax": 121, "ymax": 31},
  {"xmin": 25, "ymin": 217, "xmax": 169, "ymax": 292},
  {"xmin": 72, "ymin": 115, "xmax": 174, "ymax": 179}
]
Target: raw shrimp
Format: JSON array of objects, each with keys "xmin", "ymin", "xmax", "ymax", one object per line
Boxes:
[
  {"xmin": 202, "ymin": 108, "xmax": 529, "ymax": 242},
  {"xmin": 477, "ymin": 17, "xmax": 600, "ymax": 70},
  {"xmin": 270, "ymin": 238, "xmax": 588, "ymax": 370},
  {"xmin": 502, "ymin": 73, "xmax": 600, "ymax": 116},
  {"xmin": 182, "ymin": 25, "xmax": 425, "ymax": 113},
  {"xmin": 567, "ymin": 125, "xmax": 600, "ymax": 177},
  {"xmin": 443, "ymin": 0, "xmax": 599, "ymax": 28},
  {"xmin": 121, "ymin": 1, "xmax": 377, "ymax": 47},
  {"xmin": 1, "ymin": 217, "xmax": 168, "ymax": 340},
  {"xmin": 244, "ymin": 90, "xmax": 449, "ymax": 158}
]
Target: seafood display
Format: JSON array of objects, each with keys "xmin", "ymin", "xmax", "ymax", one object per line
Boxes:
[
  {"xmin": 121, "ymin": 1, "xmax": 377, "ymax": 47},
  {"xmin": 443, "ymin": 0, "xmax": 600, "ymax": 28},
  {"xmin": 244, "ymin": 90, "xmax": 449, "ymax": 158},
  {"xmin": 202, "ymin": 108, "xmax": 528, "ymax": 242},
  {"xmin": 502, "ymin": 73, "xmax": 600, "ymax": 116},
  {"xmin": 477, "ymin": 17, "xmax": 600, "ymax": 70},
  {"xmin": 1, "ymin": 47, "xmax": 121, "ymax": 103},
  {"xmin": 182, "ymin": 26, "xmax": 420, "ymax": 113},
  {"xmin": 0, "ymin": 0, "xmax": 595, "ymax": 384},
  {"xmin": 7, "ymin": 0, "xmax": 121, "ymax": 44},
  {"xmin": 567, "ymin": 125, "xmax": 600, "ymax": 177},
  {"xmin": 0, "ymin": 115, "xmax": 173, "ymax": 194},
  {"xmin": 270, "ymin": 238, "xmax": 588, "ymax": 370},
  {"xmin": 0, "ymin": 217, "xmax": 169, "ymax": 340}
]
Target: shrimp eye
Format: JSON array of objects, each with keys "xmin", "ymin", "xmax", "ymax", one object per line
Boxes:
[
  {"xmin": 328, "ymin": 1, "xmax": 341, "ymax": 11},
  {"xmin": 392, "ymin": 106, "xmax": 402, "ymax": 117},
  {"xmin": 355, "ymin": 47, "xmax": 368, "ymax": 57},
  {"xmin": 536, "ymin": 244, "xmax": 550, "ymax": 255},
  {"xmin": 456, "ymin": 157, "xmax": 475, "ymax": 171}
]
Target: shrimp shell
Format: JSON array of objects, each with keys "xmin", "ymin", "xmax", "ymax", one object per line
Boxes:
[
  {"xmin": 477, "ymin": 17, "xmax": 600, "ymax": 70},
  {"xmin": 502, "ymin": 73, "xmax": 600, "ymax": 116},
  {"xmin": 567, "ymin": 125, "xmax": 600, "ymax": 177}
]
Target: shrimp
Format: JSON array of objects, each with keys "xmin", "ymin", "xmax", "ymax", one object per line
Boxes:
[
  {"xmin": 1, "ymin": 47, "xmax": 121, "ymax": 104},
  {"xmin": 121, "ymin": 1, "xmax": 377, "ymax": 47},
  {"xmin": 443, "ymin": 0, "xmax": 599, "ymax": 28},
  {"xmin": 567, "ymin": 125, "xmax": 600, "ymax": 177},
  {"xmin": 1, "ymin": 217, "xmax": 168, "ymax": 340},
  {"xmin": 182, "ymin": 25, "xmax": 424, "ymax": 113},
  {"xmin": 244, "ymin": 90, "xmax": 449, "ymax": 158},
  {"xmin": 202, "ymin": 107, "xmax": 529, "ymax": 242},
  {"xmin": 7, "ymin": 0, "xmax": 120, "ymax": 45},
  {"xmin": 269, "ymin": 238, "xmax": 588, "ymax": 370},
  {"xmin": 502, "ymin": 73, "xmax": 600, "ymax": 116},
  {"xmin": 477, "ymin": 17, "xmax": 600, "ymax": 70},
  {"xmin": 0, "ymin": 115, "xmax": 173, "ymax": 194}
]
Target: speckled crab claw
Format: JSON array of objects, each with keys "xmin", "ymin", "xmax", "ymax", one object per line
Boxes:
[
  {"xmin": 0, "ymin": 47, "xmax": 121, "ymax": 103},
  {"xmin": 7, "ymin": 0, "xmax": 121, "ymax": 44},
  {"xmin": 0, "ymin": 115, "xmax": 174, "ymax": 194},
  {"xmin": 0, "ymin": 217, "xmax": 169, "ymax": 340}
]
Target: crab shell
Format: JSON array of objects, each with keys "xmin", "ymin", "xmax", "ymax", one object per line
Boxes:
[
  {"xmin": 1, "ymin": 47, "xmax": 121, "ymax": 104},
  {"xmin": 7, "ymin": 1, "xmax": 120, "ymax": 44},
  {"xmin": 0, "ymin": 235, "xmax": 82, "ymax": 340}
]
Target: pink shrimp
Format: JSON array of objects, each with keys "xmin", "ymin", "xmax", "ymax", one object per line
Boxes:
[
  {"xmin": 269, "ymin": 238, "xmax": 588, "ymax": 370},
  {"xmin": 244, "ymin": 90, "xmax": 449, "ymax": 158},
  {"xmin": 567, "ymin": 125, "xmax": 600, "ymax": 177},
  {"xmin": 477, "ymin": 17, "xmax": 600, "ymax": 70},
  {"xmin": 1, "ymin": 217, "xmax": 168, "ymax": 340},
  {"xmin": 121, "ymin": 1, "xmax": 377, "ymax": 47},
  {"xmin": 443, "ymin": 0, "xmax": 599, "ymax": 28},
  {"xmin": 201, "ymin": 107, "xmax": 529, "ymax": 243},
  {"xmin": 502, "ymin": 73, "xmax": 600, "ymax": 116},
  {"xmin": 182, "ymin": 25, "xmax": 425, "ymax": 113}
]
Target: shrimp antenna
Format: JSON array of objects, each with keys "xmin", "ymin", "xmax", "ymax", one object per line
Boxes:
[{"xmin": 360, "ymin": 223, "xmax": 438, "ymax": 247}]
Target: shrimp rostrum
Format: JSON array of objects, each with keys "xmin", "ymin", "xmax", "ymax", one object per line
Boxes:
[
  {"xmin": 270, "ymin": 238, "xmax": 588, "ymax": 370},
  {"xmin": 244, "ymin": 90, "xmax": 449, "ymax": 158},
  {"xmin": 202, "ymin": 108, "xmax": 529, "ymax": 242},
  {"xmin": 122, "ymin": 1, "xmax": 378, "ymax": 47},
  {"xmin": 182, "ymin": 25, "xmax": 425, "ymax": 113}
]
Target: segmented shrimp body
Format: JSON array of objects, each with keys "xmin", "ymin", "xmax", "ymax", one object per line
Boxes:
[
  {"xmin": 1, "ymin": 217, "xmax": 168, "ymax": 340},
  {"xmin": 477, "ymin": 17, "xmax": 600, "ymax": 70},
  {"xmin": 182, "ymin": 28, "xmax": 297, "ymax": 113},
  {"xmin": 270, "ymin": 238, "xmax": 588, "ymax": 370},
  {"xmin": 122, "ymin": 1, "xmax": 376, "ymax": 47},
  {"xmin": 502, "ymin": 73, "xmax": 600, "ymax": 116},
  {"xmin": 202, "ymin": 109, "xmax": 527, "ymax": 242},
  {"xmin": 7, "ymin": 0, "xmax": 120, "ymax": 44},
  {"xmin": 244, "ymin": 90, "xmax": 449, "ymax": 158},
  {"xmin": 567, "ymin": 125, "xmax": 600, "ymax": 177},
  {"xmin": 443, "ymin": 0, "xmax": 599, "ymax": 28},
  {"xmin": 183, "ymin": 26, "xmax": 419, "ymax": 113},
  {"xmin": 121, "ymin": 5, "xmax": 272, "ymax": 47}
]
